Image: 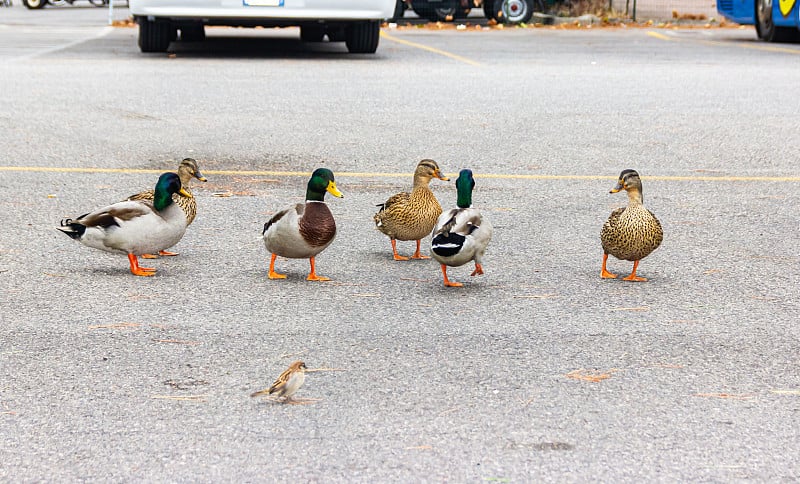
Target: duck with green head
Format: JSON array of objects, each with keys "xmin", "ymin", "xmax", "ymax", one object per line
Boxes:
[
  {"xmin": 57, "ymin": 172, "xmax": 192, "ymax": 276},
  {"xmin": 263, "ymin": 168, "xmax": 343, "ymax": 281},
  {"xmin": 430, "ymin": 169, "xmax": 493, "ymax": 287},
  {"xmin": 126, "ymin": 157, "xmax": 208, "ymax": 258},
  {"xmin": 600, "ymin": 169, "xmax": 663, "ymax": 282}
]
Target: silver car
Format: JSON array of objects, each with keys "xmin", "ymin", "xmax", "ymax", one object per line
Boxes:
[{"xmin": 130, "ymin": 0, "xmax": 396, "ymax": 54}]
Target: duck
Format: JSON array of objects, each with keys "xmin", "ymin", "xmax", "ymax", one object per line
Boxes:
[
  {"xmin": 57, "ymin": 172, "xmax": 192, "ymax": 277},
  {"xmin": 125, "ymin": 158, "xmax": 207, "ymax": 258},
  {"xmin": 263, "ymin": 168, "xmax": 343, "ymax": 281},
  {"xmin": 373, "ymin": 159, "xmax": 449, "ymax": 261},
  {"xmin": 600, "ymin": 169, "xmax": 663, "ymax": 282},
  {"xmin": 430, "ymin": 169, "xmax": 493, "ymax": 287}
]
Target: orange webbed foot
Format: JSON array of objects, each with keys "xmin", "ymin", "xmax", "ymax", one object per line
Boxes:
[
  {"xmin": 128, "ymin": 254, "xmax": 156, "ymax": 276},
  {"xmin": 158, "ymin": 250, "xmax": 179, "ymax": 257},
  {"xmin": 391, "ymin": 239, "xmax": 409, "ymax": 261},
  {"xmin": 410, "ymin": 239, "xmax": 430, "ymax": 259},
  {"xmin": 622, "ymin": 261, "xmax": 647, "ymax": 282},
  {"xmin": 601, "ymin": 253, "xmax": 617, "ymax": 279},
  {"xmin": 622, "ymin": 274, "xmax": 648, "ymax": 282},
  {"xmin": 440, "ymin": 264, "xmax": 463, "ymax": 287},
  {"xmin": 267, "ymin": 253, "xmax": 286, "ymax": 279},
  {"xmin": 307, "ymin": 274, "xmax": 331, "ymax": 282},
  {"xmin": 306, "ymin": 258, "xmax": 330, "ymax": 282},
  {"xmin": 601, "ymin": 269, "xmax": 618, "ymax": 279},
  {"xmin": 470, "ymin": 264, "xmax": 484, "ymax": 277}
]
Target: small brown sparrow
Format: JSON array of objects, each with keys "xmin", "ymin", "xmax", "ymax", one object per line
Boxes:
[{"xmin": 251, "ymin": 361, "xmax": 307, "ymax": 403}]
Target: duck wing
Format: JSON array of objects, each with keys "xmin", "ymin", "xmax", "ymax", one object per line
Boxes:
[
  {"xmin": 263, "ymin": 203, "xmax": 303, "ymax": 235},
  {"xmin": 432, "ymin": 208, "xmax": 485, "ymax": 258}
]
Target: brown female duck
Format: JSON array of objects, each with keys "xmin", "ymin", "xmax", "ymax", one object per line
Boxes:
[
  {"xmin": 373, "ymin": 159, "xmax": 449, "ymax": 261},
  {"xmin": 600, "ymin": 169, "xmax": 663, "ymax": 282}
]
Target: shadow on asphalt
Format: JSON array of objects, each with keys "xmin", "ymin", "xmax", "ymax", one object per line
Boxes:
[{"xmin": 166, "ymin": 37, "xmax": 364, "ymax": 59}]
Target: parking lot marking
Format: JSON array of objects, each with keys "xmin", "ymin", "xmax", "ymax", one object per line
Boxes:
[
  {"xmin": 2, "ymin": 166, "xmax": 799, "ymax": 182},
  {"xmin": 646, "ymin": 31, "xmax": 671, "ymax": 41},
  {"xmin": 380, "ymin": 31, "xmax": 481, "ymax": 66},
  {"xmin": 12, "ymin": 26, "xmax": 114, "ymax": 62},
  {"xmin": 646, "ymin": 30, "xmax": 800, "ymax": 55}
]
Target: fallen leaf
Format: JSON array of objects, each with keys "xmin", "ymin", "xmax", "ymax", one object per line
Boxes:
[
  {"xmin": 304, "ymin": 367, "xmax": 346, "ymax": 373},
  {"xmin": 352, "ymin": 293, "xmax": 381, "ymax": 298},
  {"xmin": 611, "ymin": 306, "xmax": 649, "ymax": 312},
  {"xmin": 405, "ymin": 445, "xmax": 432, "ymax": 450}
]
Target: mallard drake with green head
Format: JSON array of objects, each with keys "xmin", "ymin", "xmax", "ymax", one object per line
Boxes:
[
  {"xmin": 600, "ymin": 169, "xmax": 663, "ymax": 282},
  {"xmin": 374, "ymin": 159, "xmax": 449, "ymax": 261},
  {"xmin": 57, "ymin": 172, "xmax": 192, "ymax": 277},
  {"xmin": 263, "ymin": 168, "xmax": 343, "ymax": 281},
  {"xmin": 431, "ymin": 169, "xmax": 493, "ymax": 287},
  {"xmin": 126, "ymin": 158, "xmax": 207, "ymax": 258}
]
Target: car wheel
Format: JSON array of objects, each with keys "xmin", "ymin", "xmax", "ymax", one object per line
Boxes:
[
  {"xmin": 412, "ymin": 0, "xmax": 457, "ymax": 21},
  {"xmin": 434, "ymin": 5, "xmax": 469, "ymax": 21},
  {"xmin": 180, "ymin": 23, "xmax": 206, "ymax": 42},
  {"xmin": 22, "ymin": 0, "xmax": 47, "ymax": 9},
  {"xmin": 755, "ymin": 0, "xmax": 800, "ymax": 41},
  {"xmin": 138, "ymin": 18, "xmax": 171, "ymax": 53},
  {"xmin": 494, "ymin": 0, "xmax": 538, "ymax": 24},
  {"xmin": 300, "ymin": 25, "xmax": 326, "ymax": 42},
  {"xmin": 345, "ymin": 21, "xmax": 380, "ymax": 54},
  {"xmin": 391, "ymin": 0, "xmax": 407, "ymax": 21}
]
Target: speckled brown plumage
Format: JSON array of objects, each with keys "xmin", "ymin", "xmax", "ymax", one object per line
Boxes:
[
  {"xmin": 601, "ymin": 169, "xmax": 663, "ymax": 281},
  {"xmin": 374, "ymin": 159, "xmax": 448, "ymax": 242},
  {"xmin": 126, "ymin": 158, "xmax": 206, "ymax": 225},
  {"xmin": 602, "ymin": 204, "xmax": 663, "ymax": 261}
]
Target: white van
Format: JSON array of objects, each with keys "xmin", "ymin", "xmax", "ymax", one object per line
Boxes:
[{"xmin": 130, "ymin": 0, "xmax": 396, "ymax": 54}]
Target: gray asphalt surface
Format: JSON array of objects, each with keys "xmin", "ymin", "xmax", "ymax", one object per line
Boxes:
[{"xmin": 2, "ymin": 3, "xmax": 800, "ymax": 482}]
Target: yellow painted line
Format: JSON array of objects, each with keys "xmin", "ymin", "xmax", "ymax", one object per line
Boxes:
[
  {"xmin": 1, "ymin": 165, "xmax": 799, "ymax": 182},
  {"xmin": 646, "ymin": 31, "xmax": 672, "ymax": 41},
  {"xmin": 380, "ymin": 31, "xmax": 481, "ymax": 66},
  {"xmin": 647, "ymin": 30, "xmax": 800, "ymax": 55}
]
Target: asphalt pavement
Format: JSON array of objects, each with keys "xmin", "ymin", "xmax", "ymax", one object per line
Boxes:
[{"xmin": 1, "ymin": 4, "xmax": 799, "ymax": 482}]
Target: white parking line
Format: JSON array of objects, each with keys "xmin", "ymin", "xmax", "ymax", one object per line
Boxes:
[{"xmin": 3, "ymin": 25, "xmax": 114, "ymax": 62}]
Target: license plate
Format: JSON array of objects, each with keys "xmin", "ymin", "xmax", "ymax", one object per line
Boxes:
[{"xmin": 243, "ymin": 0, "xmax": 283, "ymax": 5}]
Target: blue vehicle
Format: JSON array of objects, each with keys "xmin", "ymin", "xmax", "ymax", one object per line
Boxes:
[{"xmin": 717, "ymin": 0, "xmax": 800, "ymax": 41}]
